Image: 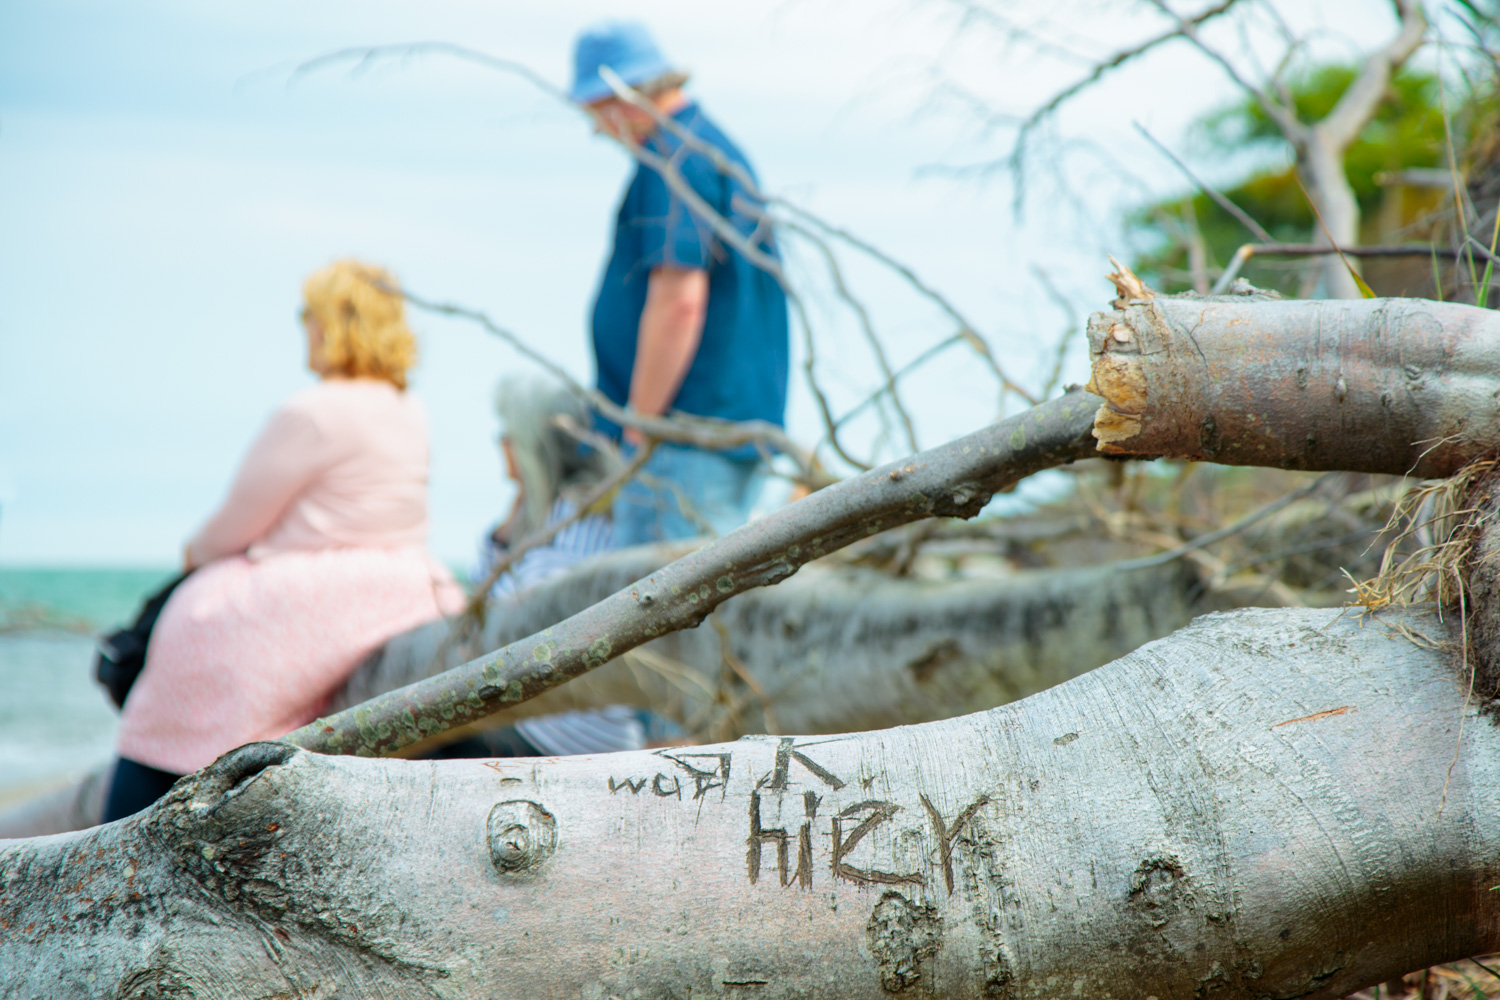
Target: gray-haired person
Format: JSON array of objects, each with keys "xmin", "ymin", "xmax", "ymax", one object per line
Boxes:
[
  {"xmin": 475, "ymin": 377, "xmax": 614, "ymax": 597},
  {"xmin": 434, "ymin": 377, "xmax": 682, "ymax": 759}
]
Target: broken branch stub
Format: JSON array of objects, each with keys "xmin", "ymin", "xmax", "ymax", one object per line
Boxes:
[{"xmin": 1086, "ymin": 290, "xmax": 1500, "ymax": 478}]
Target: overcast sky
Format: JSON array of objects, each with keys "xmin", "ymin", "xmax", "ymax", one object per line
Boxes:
[{"xmin": 0, "ymin": 0, "xmax": 1407, "ymax": 565}]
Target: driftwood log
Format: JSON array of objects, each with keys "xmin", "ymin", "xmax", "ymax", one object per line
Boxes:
[
  {"xmin": 5, "ymin": 290, "xmax": 1500, "ymax": 997},
  {"xmin": 2, "ymin": 606, "xmax": 1495, "ymax": 998},
  {"xmin": 0, "ymin": 551, "xmax": 1206, "ymax": 838},
  {"xmin": 341, "ymin": 549, "xmax": 1205, "ymax": 737}
]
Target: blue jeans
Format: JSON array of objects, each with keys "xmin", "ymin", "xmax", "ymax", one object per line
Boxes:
[
  {"xmin": 103, "ymin": 757, "xmax": 182, "ymax": 822},
  {"xmin": 612, "ymin": 443, "xmax": 763, "ymax": 546}
]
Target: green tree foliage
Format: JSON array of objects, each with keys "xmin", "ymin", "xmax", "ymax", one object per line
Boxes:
[{"xmin": 1130, "ymin": 65, "xmax": 1450, "ymax": 295}]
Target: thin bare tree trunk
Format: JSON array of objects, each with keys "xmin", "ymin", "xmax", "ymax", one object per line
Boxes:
[
  {"xmin": 4, "ymin": 605, "xmax": 1495, "ymax": 998},
  {"xmin": 1155, "ymin": 0, "xmax": 1425, "ymax": 299},
  {"xmin": 1301, "ymin": 134, "xmax": 1366, "ymax": 299},
  {"xmin": 1300, "ymin": 0, "xmax": 1426, "ymax": 298}
]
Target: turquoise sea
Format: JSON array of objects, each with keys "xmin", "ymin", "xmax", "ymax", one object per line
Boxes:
[{"xmin": 0, "ymin": 567, "xmax": 176, "ymax": 805}]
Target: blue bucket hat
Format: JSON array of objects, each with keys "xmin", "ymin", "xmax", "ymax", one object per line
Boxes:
[{"xmin": 569, "ymin": 20, "xmax": 677, "ymax": 105}]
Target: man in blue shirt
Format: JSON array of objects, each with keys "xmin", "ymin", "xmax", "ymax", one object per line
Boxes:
[{"xmin": 570, "ymin": 21, "xmax": 790, "ymax": 546}]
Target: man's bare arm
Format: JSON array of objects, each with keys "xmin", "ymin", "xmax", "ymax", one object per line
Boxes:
[{"xmin": 624, "ymin": 266, "xmax": 709, "ymax": 445}]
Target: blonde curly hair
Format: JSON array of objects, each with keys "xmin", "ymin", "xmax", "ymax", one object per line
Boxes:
[{"xmin": 302, "ymin": 259, "xmax": 417, "ymax": 389}]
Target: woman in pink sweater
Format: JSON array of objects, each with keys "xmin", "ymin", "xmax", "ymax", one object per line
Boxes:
[{"xmin": 104, "ymin": 260, "xmax": 460, "ymax": 821}]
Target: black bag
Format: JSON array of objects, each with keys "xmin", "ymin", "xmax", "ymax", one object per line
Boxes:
[{"xmin": 94, "ymin": 572, "xmax": 190, "ymax": 709}]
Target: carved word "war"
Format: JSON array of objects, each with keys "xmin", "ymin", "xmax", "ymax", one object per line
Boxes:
[{"xmin": 608, "ymin": 750, "xmax": 732, "ymax": 801}]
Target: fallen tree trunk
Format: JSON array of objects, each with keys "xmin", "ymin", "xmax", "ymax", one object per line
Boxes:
[
  {"xmin": 0, "ymin": 553, "xmax": 1206, "ymax": 837},
  {"xmin": 286, "ymin": 391, "xmax": 1105, "ymax": 758},
  {"xmin": 4, "ymin": 605, "xmax": 1496, "ymax": 998},
  {"xmin": 0, "ymin": 765, "xmax": 109, "ymax": 840},
  {"xmin": 7, "ymin": 291, "xmax": 1500, "ymax": 994},
  {"xmin": 340, "ymin": 549, "xmax": 1206, "ymax": 736},
  {"xmin": 9, "ymin": 290, "xmax": 1495, "ymax": 834}
]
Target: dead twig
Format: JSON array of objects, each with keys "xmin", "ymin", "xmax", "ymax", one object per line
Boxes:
[
  {"xmin": 1005, "ymin": 0, "xmax": 1248, "ymax": 199},
  {"xmin": 709, "ymin": 613, "xmax": 779, "ymax": 736},
  {"xmin": 1115, "ymin": 474, "xmax": 1335, "ymax": 570},
  {"xmin": 469, "ymin": 441, "xmax": 658, "ymax": 616},
  {"xmin": 1132, "ymin": 121, "xmax": 1275, "ymax": 243},
  {"xmin": 397, "ymin": 287, "xmax": 831, "ymax": 488},
  {"xmin": 787, "ymin": 223, "xmax": 920, "ymax": 454}
]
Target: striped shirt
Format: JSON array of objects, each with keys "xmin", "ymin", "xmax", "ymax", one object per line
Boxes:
[
  {"xmin": 474, "ymin": 498, "xmax": 613, "ymax": 601},
  {"xmin": 471, "ymin": 499, "xmax": 644, "ymax": 757},
  {"xmin": 516, "ymin": 706, "xmax": 647, "ymax": 758}
]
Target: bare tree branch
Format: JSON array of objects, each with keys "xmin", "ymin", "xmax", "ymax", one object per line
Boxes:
[
  {"xmin": 831, "ymin": 332, "xmax": 970, "ymax": 433},
  {"xmin": 1008, "ymin": 0, "xmax": 1250, "ymax": 188},
  {"xmin": 1144, "ymin": 0, "xmax": 1427, "ymax": 297},
  {"xmin": 293, "ymin": 43, "xmax": 1033, "ymax": 464},
  {"xmin": 785, "ymin": 283, "xmax": 873, "ymax": 471},
  {"xmin": 1132, "ymin": 121, "xmax": 1276, "ymax": 243},
  {"xmin": 779, "ymin": 206, "xmax": 1036, "ymax": 405},
  {"xmin": 1116, "ymin": 473, "xmax": 1335, "ymax": 569},
  {"xmin": 938, "ymin": 0, "xmax": 1098, "ymax": 65},
  {"xmin": 1211, "ymin": 242, "xmax": 1484, "ymax": 292},
  {"xmin": 592, "ymin": 66, "xmax": 1037, "ymax": 408},
  {"xmin": 1139, "ymin": 0, "xmax": 1305, "ymax": 140},
  {"xmin": 1087, "ymin": 286, "xmax": 1500, "ymax": 477},
  {"xmin": 283, "ymin": 390, "xmax": 1104, "ymax": 758},
  {"xmin": 787, "ymin": 223, "xmax": 921, "ymax": 454},
  {"xmin": 1029, "ymin": 266, "xmax": 1082, "ymax": 399},
  {"xmin": 397, "ymin": 287, "xmax": 833, "ymax": 488},
  {"xmin": 1320, "ymin": 0, "xmax": 1428, "ymax": 148}
]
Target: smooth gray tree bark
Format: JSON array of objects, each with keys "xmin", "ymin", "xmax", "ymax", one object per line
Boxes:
[
  {"xmin": 1293, "ymin": 1, "xmax": 1426, "ymax": 299},
  {"xmin": 3, "ymin": 605, "xmax": 1495, "ymax": 999}
]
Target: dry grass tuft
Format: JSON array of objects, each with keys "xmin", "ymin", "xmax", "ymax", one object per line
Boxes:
[{"xmin": 1346, "ymin": 457, "xmax": 1500, "ymax": 613}]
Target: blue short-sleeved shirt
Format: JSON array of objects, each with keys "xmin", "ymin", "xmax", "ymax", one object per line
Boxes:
[{"xmin": 590, "ymin": 103, "xmax": 789, "ymax": 457}]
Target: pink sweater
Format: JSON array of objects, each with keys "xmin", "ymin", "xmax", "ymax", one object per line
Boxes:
[
  {"xmin": 117, "ymin": 377, "xmax": 458, "ymax": 774},
  {"xmin": 187, "ymin": 378, "xmax": 432, "ymax": 563}
]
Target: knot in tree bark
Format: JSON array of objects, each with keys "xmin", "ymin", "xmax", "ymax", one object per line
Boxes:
[{"xmin": 486, "ymin": 800, "xmax": 558, "ymax": 878}]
